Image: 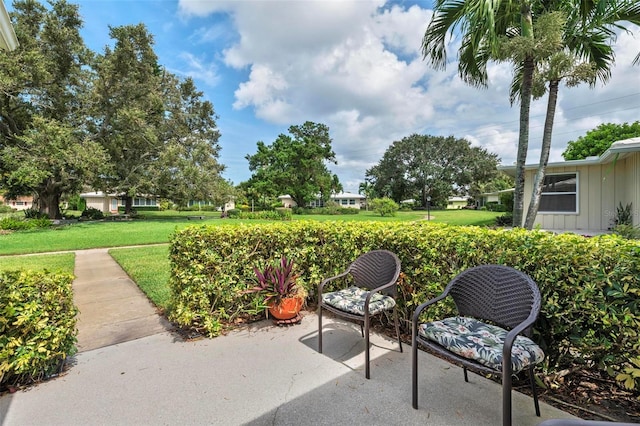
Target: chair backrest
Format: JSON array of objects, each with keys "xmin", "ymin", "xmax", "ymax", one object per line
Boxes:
[
  {"xmin": 348, "ymin": 250, "xmax": 401, "ymax": 297},
  {"xmin": 447, "ymin": 265, "xmax": 541, "ymax": 335}
]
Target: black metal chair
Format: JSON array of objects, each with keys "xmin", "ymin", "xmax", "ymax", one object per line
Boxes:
[
  {"xmin": 318, "ymin": 250, "xmax": 403, "ymax": 379},
  {"xmin": 412, "ymin": 264, "xmax": 544, "ymax": 426}
]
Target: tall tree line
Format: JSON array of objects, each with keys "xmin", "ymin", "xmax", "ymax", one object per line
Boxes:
[{"xmin": 0, "ymin": 0, "xmax": 228, "ymax": 218}]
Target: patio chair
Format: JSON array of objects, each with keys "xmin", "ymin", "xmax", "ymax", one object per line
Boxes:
[
  {"xmin": 411, "ymin": 264, "xmax": 545, "ymax": 426},
  {"xmin": 318, "ymin": 250, "xmax": 403, "ymax": 379}
]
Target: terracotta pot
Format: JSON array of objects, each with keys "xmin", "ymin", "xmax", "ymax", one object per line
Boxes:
[{"xmin": 268, "ymin": 297, "xmax": 303, "ymax": 320}]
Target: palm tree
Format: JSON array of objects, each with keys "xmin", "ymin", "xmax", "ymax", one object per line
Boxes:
[
  {"xmin": 523, "ymin": 1, "xmax": 640, "ymax": 229},
  {"xmin": 422, "ymin": 0, "xmax": 536, "ymax": 227}
]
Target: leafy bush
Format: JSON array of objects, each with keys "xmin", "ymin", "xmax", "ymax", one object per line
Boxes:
[
  {"xmin": 226, "ymin": 209, "xmax": 240, "ymax": 218},
  {"xmin": 81, "ymin": 207, "xmax": 104, "ymax": 220},
  {"xmin": 0, "ymin": 217, "xmax": 51, "ymax": 231},
  {"xmin": 370, "ymin": 197, "xmax": 399, "ymax": 217},
  {"xmin": 612, "ymin": 224, "xmax": 640, "ymax": 240},
  {"xmin": 65, "ymin": 194, "xmax": 86, "ymax": 211},
  {"xmin": 495, "ymin": 213, "xmax": 513, "ymax": 227},
  {"xmin": 613, "ymin": 202, "xmax": 633, "ymax": 227},
  {"xmin": 169, "ymin": 222, "xmax": 640, "ymax": 393},
  {"xmin": 485, "ymin": 201, "xmax": 507, "ymax": 212},
  {"xmin": 23, "ymin": 208, "xmax": 48, "ymax": 219},
  {"xmin": 233, "ymin": 210, "xmax": 291, "ymax": 220},
  {"xmin": 0, "ymin": 205, "xmax": 15, "ymax": 214},
  {"xmin": 0, "ymin": 270, "xmax": 78, "ymax": 388}
]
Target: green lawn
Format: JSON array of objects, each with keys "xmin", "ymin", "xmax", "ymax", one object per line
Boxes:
[
  {"xmin": 109, "ymin": 245, "xmax": 171, "ymax": 311},
  {"xmin": 0, "ymin": 252, "xmax": 75, "ymax": 274}
]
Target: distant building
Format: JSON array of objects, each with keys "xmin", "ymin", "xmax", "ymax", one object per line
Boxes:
[
  {"xmin": 0, "ymin": 194, "xmax": 34, "ymax": 211},
  {"xmin": 278, "ymin": 192, "xmax": 366, "ymax": 209}
]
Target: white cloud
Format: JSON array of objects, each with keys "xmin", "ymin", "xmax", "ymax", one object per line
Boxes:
[
  {"xmin": 180, "ymin": 1, "xmax": 640, "ymax": 190},
  {"xmin": 175, "ymin": 52, "xmax": 221, "ymax": 87}
]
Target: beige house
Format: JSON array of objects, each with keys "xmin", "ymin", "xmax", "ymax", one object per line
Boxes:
[
  {"xmin": 279, "ymin": 192, "xmax": 366, "ymax": 209},
  {"xmin": 0, "ymin": 194, "xmax": 34, "ymax": 211},
  {"xmin": 80, "ymin": 192, "xmax": 157, "ymax": 214},
  {"xmin": 446, "ymin": 196, "xmax": 470, "ymax": 209},
  {"xmin": 500, "ymin": 137, "xmax": 640, "ymax": 232}
]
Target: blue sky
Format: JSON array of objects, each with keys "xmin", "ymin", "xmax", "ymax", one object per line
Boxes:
[{"xmin": 9, "ymin": 0, "xmax": 640, "ymax": 192}]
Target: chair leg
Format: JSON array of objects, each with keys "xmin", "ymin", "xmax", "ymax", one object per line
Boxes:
[
  {"xmin": 393, "ymin": 308, "xmax": 403, "ymax": 353},
  {"xmin": 360, "ymin": 323, "xmax": 364, "ymax": 337},
  {"xmin": 318, "ymin": 305, "xmax": 323, "ymax": 354},
  {"xmin": 364, "ymin": 315, "xmax": 370, "ymax": 379},
  {"xmin": 502, "ymin": 372, "xmax": 512, "ymax": 426},
  {"xmin": 528, "ymin": 366, "xmax": 541, "ymax": 416},
  {"xmin": 463, "ymin": 367, "xmax": 469, "ymax": 382},
  {"xmin": 412, "ymin": 327, "xmax": 419, "ymax": 409}
]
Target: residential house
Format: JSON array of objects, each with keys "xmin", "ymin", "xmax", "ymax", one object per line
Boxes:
[
  {"xmin": 446, "ymin": 196, "xmax": 471, "ymax": 209},
  {"xmin": 499, "ymin": 137, "xmax": 640, "ymax": 233},
  {"xmin": 477, "ymin": 188, "xmax": 514, "ymax": 209},
  {"xmin": 279, "ymin": 192, "xmax": 366, "ymax": 209},
  {"xmin": 80, "ymin": 192, "xmax": 157, "ymax": 214},
  {"xmin": 0, "ymin": 194, "xmax": 34, "ymax": 211}
]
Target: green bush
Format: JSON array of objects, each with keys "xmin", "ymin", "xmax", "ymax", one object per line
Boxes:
[
  {"xmin": 0, "ymin": 205, "xmax": 16, "ymax": 214},
  {"xmin": 0, "ymin": 217, "xmax": 51, "ymax": 231},
  {"xmin": 0, "ymin": 270, "xmax": 78, "ymax": 388},
  {"xmin": 495, "ymin": 213, "xmax": 513, "ymax": 227},
  {"xmin": 226, "ymin": 209, "xmax": 240, "ymax": 218},
  {"xmin": 81, "ymin": 207, "xmax": 104, "ymax": 220},
  {"xmin": 234, "ymin": 210, "xmax": 291, "ymax": 220},
  {"xmin": 23, "ymin": 208, "xmax": 48, "ymax": 219},
  {"xmin": 370, "ymin": 197, "xmax": 399, "ymax": 217},
  {"xmin": 169, "ymin": 222, "xmax": 640, "ymax": 393}
]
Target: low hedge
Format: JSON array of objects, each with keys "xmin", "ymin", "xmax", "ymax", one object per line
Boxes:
[
  {"xmin": 168, "ymin": 221, "xmax": 640, "ymax": 392},
  {"xmin": 0, "ymin": 270, "xmax": 78, "ymax": 388}
]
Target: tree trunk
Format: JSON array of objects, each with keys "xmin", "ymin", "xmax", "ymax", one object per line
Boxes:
[
  {"xmin": 513, "ymin": 53, "xmax": 535, "ymax": 227},
  {"xmin": 123, "ymin": 195, "xmax": 133, "ymax": 214},
  {"xmin": 37, "ymin": 180, "xmax": 62, "ymax": 219},
  {"xmin": 524, "ymin": 79, "xmax": 559, "ymax": 230}
]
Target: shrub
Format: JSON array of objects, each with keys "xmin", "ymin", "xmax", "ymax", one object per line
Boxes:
[
  {"xmin": 0, "ymin": 270, "xmax": 78, "ymax": 388},
  {"xmin": 23, "ymin": 208, "xmax": 48, "ymax": 219},
  {"xmin": 0, "ymin": 217, "xmax": 32, "ymax": 231},
  {"xmin": 0, "ymin": 205, "xmax": 15, "ymax": 214},
  {"xmin": 169, "ymin": 222, "xmax": 640, "ymax": 392},
  {"xmin": 226, "ymin": 209, "xmax": 240, "ymax": 218},
  {"xmin": 81, "ymin": 207, "xmax": 104, "ymax": 220},
  {"xmin": 495, "ymin": 213, "xmax": 513, "ymax": 227},
  {"xmin": 370, "ymin": 197, "xmax": 399, "ymax": 217},
  {"xmin": 612, "ymin": 224, "xmax": 640, "ymax": 240}
]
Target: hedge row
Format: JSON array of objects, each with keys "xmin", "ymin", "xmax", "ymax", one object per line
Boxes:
[
  {"xmin": 0, "ymin": 270, "xmax": 78, "ymax": 388},
  {"xmin": 168, "ymin": 221, "xmax": 640, "ymax": 391}
]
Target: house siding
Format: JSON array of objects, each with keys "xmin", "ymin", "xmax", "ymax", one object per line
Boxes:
[{"xmin": 525, "ymin": 154, "xmax": 640, "ymax": 232}]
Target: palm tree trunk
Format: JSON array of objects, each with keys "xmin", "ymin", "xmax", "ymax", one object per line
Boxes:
[
  {"xmin": 512, "ymin": 54, "xmax": 535, "ymax": 227},
  {"xmin": 524, "ymin": 79, "xmax": 559, "ymax": 229},
  {"xmin": 512, "ymin": 0, "xmax": 535, "ymax": 228}
]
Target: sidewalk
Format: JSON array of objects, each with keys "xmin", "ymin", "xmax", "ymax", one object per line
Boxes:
[{"xmin": 0, "ymin": 249, "xmax": 578, "ymax": 425}]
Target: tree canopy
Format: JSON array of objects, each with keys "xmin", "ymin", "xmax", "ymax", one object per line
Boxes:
[
  {"xmin": 365, "ymin": 134, "xmax": 499, "ymax": 208},
  {"xmin": 0, "ymin": 1, "xmax": 227, "ymax": 217},
  {"xmin": 562, "ymin": 121, "xmax": 640, "ymax": 160},
  {"xmin": 245, "ymin": 121, "xmax": 339, "ymax": 208}
]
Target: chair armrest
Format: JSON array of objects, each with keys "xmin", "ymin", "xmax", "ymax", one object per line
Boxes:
[
  {"xmin": 318, "ymin": 270, "xmax": 350, "ymax": 296},
  {"xmin": 411, "ymin": 292, "xmax": 449, "ymax": 340}
]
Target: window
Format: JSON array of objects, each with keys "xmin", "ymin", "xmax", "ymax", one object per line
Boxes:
[
  {"xmin": 341, "ymin": 199, "xmax": 348, "ymax": 205},
  {"xmin": 539, "ymin": 173, "xmax": 577, "ymax": 213},
  {"xmin": 349, "ymin": 199, "xmax": 355, "ymax": 205}
]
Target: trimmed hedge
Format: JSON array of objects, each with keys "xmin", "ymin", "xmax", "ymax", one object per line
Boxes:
[
  {"xmin": 169, "ymin": 221, "xmax": 640, "ymax": 391},
  {"xmin": 0, "ymin": 270, "xmax": 78, "ymax": 388}
]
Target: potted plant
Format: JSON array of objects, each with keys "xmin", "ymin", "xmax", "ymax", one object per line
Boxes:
[{"xmin": 245, "ymin": 256, "xmax": 307, "ymax": 320}]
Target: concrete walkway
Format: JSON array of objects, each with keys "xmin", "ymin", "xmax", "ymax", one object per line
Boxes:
[
  {"xmin": 73, "ymin": 248, "xmax": 170, "ymax": 352},
  {"xmin": 0, "ymin": 249, "xmax": 579, "ymax": 425}
]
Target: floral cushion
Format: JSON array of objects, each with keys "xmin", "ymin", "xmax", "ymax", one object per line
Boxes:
[
  {"xmin": 322, "ymin": 286, "xmax": 396, "ymax": 316},
  {"xmin": 418, "ymin": 316, "xmax": 544, "ymax": 373}
]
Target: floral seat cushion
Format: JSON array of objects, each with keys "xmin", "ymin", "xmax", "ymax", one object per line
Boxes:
[
  {"xmin": 322, "ymin": 286, "xmax": 396, "ymax": 316},
  {"xmin": 418, "ymin": 316, "xmax": 544, "ymax": 373}
]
